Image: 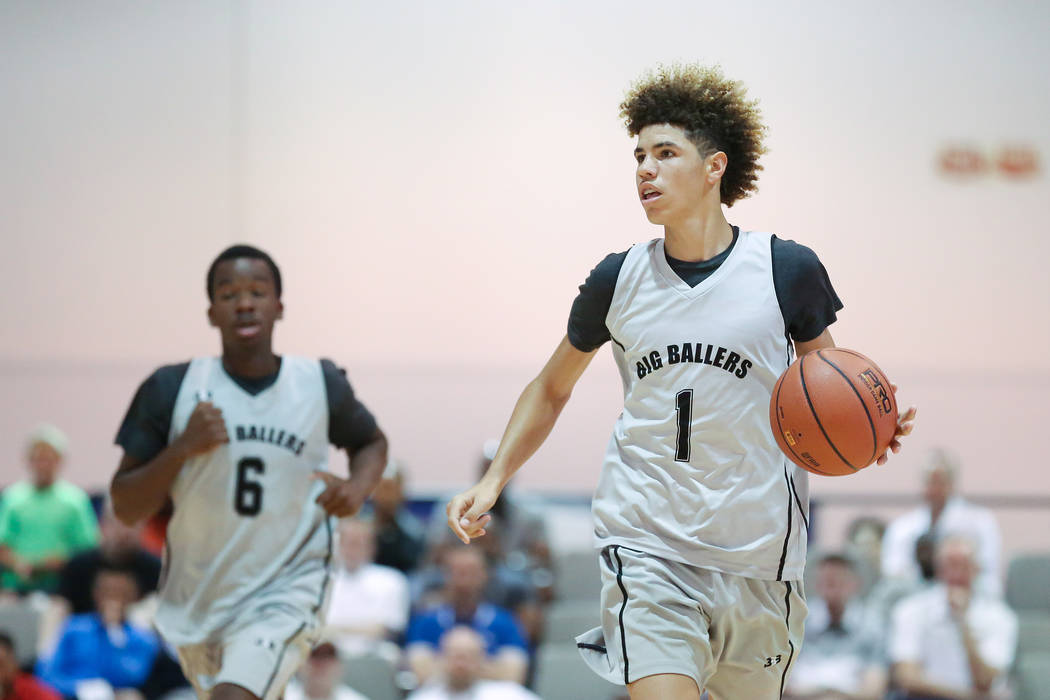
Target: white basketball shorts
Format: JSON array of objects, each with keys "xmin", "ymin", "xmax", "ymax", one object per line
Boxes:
[{"xmin": 575, "ymin": 545, "xmax": 806, "ymax": 699}]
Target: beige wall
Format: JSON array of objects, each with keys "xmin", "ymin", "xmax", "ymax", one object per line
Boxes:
[{"xmin": 2, "ymin": 1, "xmax": 1048, "ymax": 557}]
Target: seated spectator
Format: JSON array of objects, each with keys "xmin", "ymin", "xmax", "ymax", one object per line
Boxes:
[
  {"xmin": 784, "ymin": 554, "xmax": 886, "ymax": 700},
  {"xmin": 36, "ymin": 566, "xmax": 159, "ymax": 699},
  {"xmin": 283, "ymin": 642, "xmax": 367, "ymax": 700},
  {"xmin": 882, "ymin": 450, "xmax": 1002, "ymax": 596},
  {"xmin": 843, "ymin": 516, "xmax": 885, "ymax": 598},
  {"xmin": 1, "ymin": 631, "xmax": 59, "ymax": 700},
  {"xmin": 405, "ymin": 547, "xmax": 528, "ymax": 686},
  {"xmin": 863, "ymin": 532, "xmax": 936, "ymax": 635},
  {"xmin": 889, "ymin": 535, "xmax": 1017, "ymax": 700},
  {"xmin": 369, "ymin": 460, "xmax": 426, "ymax": 575},
  {"xmin": 57, "ymin": 502, "xmax": 160, "ymax": 616},
  {"xmin": 0, "ymin": 426, "xmax": 99, "ymax": 595},
  {"xmin": 323, "ymin": 518, "xmax": 409, "ymax": 656},
  {"xmin": 407, "ymin": 627, "xmax": 539, "ymax": 700}
]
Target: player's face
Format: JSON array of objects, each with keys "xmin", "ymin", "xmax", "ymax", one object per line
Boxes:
[
  {"xmin": 208, "ymin": 258, "xmax": 283, "ymax": 349},
  {"xmin": 634, "ymin": 124, "xmax": 714, "ymax": 225}
]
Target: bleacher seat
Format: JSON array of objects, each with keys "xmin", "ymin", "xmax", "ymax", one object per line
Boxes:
[
  {"xmin": 532, "ymin": 643, "xmax": 621, "ymax": 700},
  {"xmin": 554, "ymin": 549, "xmax": 602, "ymax": 602},
  {"xmin": 1017, "ymin": 612, "xmax": 1050, "ymax": 657},
  {"xmin": 0, "ymin": 602, "xmax": 41, "ymax": 666},
  {"xmin": 542, "ymin": 600, "xmax": 601, "ymax": 645},
  {"xmin": 1015, "ymin": 651, "xmax": 1050, "ymax": 700},
  {"xmin": 341, "ymin": 651, "xmax": 401, "ymax": 700},
  {"xmin": 1006, "ymin": 554, "xmax": 1050, "ymax": 612}
]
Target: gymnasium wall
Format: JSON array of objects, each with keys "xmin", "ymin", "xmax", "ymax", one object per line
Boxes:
[{"xmin": 2, "ymin": 1, "xmax": 1048, "ymax": 557}]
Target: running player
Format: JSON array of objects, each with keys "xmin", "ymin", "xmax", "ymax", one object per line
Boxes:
[
  {"xmin": 110, "ymin": 245, "xmax": 388, "ymax": 700},
  {"xmin": 447, "ymin": 65, "xmax": 915, "ymax": 700}
]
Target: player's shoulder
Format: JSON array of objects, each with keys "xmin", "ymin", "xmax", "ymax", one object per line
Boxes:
[
  {"xmin": 140, "ymin": 361, "xmax": 192, "ymax": 391},
  {"xmin": 770, "ymin": 234, "xmax": 824, "ymax": 266}
]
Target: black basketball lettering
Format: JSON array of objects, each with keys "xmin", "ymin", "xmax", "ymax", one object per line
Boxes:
[
  {"xmin": 713, "ymin": 346, "xmax": 727, "ymax": 368},
  {"xmin": 666, "ymin": 344, "xmax": 681, "ymax": 364},
  {"xmin": 680, "ymin": 343, "xmax": 694, "ymax": 363}
]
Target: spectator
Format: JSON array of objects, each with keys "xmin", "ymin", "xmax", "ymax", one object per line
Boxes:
[
  {"xmin": 784, "ymin": 554, "xmax": 886, "ymax": 700},
  {"xmin": 370, "ymin": 460, "xmax": 426, "ymax": 574},
  {"xmin": 323, "ymin": 518, "xmax": 409, "ymax": 656},
  {"xmin": 1, "ymin": 631, "xmax": 59, "ymax": 700},
  {"xmin": 405, "ymin": 547, "xmax": 528, "ymax": 686},
  {"xmin": 407, "ymin": 627, "xmax": 539, "ymax": 700},
  {"xmin": 843, "ymin": 516, "xmax": 885, "ymax": 597},
  {"xmin": 57, "ymin": 502, "xmax": 160, "ymax": 616},
  {"xmin": 889, "ymin": 535, "xmax": 1017, "ymax": 700},
  {"xmin": 36, "ymin": 566, "xmax": 159, "ymax": 699},
  {"xmin": 882, "ymin": 449, "xmax": 1001, "ymax": 596},
  {"xmin": 0, "ymin": 425, "xmax": 99, "ymax": 595},
  {"xmin": 283, "ymin": 643, "xmax": 367, "ymax": 700}
]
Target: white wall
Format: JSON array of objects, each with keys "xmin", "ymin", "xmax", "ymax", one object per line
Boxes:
[{"xmin": 2, "ymin": 1, "xmax": 1048, "ymax": 556}]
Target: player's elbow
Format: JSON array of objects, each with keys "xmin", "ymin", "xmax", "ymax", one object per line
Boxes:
[{"xmin": 108, "ymin": 481, "xmax": 146, "ymax": 526}]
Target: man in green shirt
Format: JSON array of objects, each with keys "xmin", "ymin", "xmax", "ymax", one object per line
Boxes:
[{"xmin": 0, "ymin": 425, "xmax": 99, "ymax": 594}]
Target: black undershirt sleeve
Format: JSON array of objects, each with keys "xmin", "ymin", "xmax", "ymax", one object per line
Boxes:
[
  {"xmin": 771, "ymin": 236, "xmax": 844, "ymax": 343},
  {"xmin": 567, "ymin": 250, "xmax": 630, "ymax": 352},
  {"xmin": 114, "ymin": 363, "xmax": 190, "ymax": 462},
  {"xmin": 320, "ymin": 359, "xmax": 379, "ymax": 452}
]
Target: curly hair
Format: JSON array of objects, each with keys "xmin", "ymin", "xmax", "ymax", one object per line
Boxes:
[{"xmin": 620, "ymin": 64, "xmax": 767, "ymax": 206}]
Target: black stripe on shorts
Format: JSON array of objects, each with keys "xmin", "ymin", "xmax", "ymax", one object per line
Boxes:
[
  {"xmin": 612, "ymin": 545, "xmax": 631, "ymax": 684},
  {"xmin": 778, "ymin": 581, "xmax": 796, "ymax": 698}
]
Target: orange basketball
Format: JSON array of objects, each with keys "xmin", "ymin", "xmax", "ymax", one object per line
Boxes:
[{"xmin": 769, "ymin": 348, "xmax": 898, "ymax": 476}]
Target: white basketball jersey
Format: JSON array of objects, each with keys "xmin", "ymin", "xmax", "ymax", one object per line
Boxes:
[
  {"xmin": 157, "ymin": 356, "xmax": 334, "ymax": 646},
  {"xmin": 592, "ymin": 231, "xmax": 810, "ymax": 581}
]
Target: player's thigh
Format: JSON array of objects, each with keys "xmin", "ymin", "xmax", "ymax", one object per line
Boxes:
[
  {"xmin": 704, "ymin": 578, "xmax": 806, "ymax": 700},
  {"xmin": 597, "ymin": 546, "xmax": 715, "ymax": 689},
  {"xmin": 219, "ymin": 616, "xmax": 313, "ymax": 700},
  {"xmin": 628, "ymin": 672, "xmax": 702, "ymax": 700}
]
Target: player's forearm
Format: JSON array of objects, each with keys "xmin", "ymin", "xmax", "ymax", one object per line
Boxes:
[
  {"xmin": 484, "ymin": 375, "xmax": 571, "ymax": 490},
  {"xmin": 346, "ymin": 428, "xmax": 388, "ymax": 493},
  {"xmin": 109, "ymin": 443, "xmax": 192, "ymax": 525},
  {"xmin": 893, "ymin": 663, "xmax": 972, "ymax": 700}
]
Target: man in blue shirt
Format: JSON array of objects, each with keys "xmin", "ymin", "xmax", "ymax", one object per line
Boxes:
[
  {"xmin": 37, "ymin": 565, "xmax": 159, "ymax": 698},
  {"xmin": 405, "ymin": 547, "xmax": 527, "ymax": 686}
]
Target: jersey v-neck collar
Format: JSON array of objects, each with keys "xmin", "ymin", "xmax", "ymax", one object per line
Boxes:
[
  {"xmin": 220, "ymin": 356, "xmax": 283, "ymax": 397},
  {"xmin": 653, "ymin": 225, "xmax": 743, "ymax": 299}
]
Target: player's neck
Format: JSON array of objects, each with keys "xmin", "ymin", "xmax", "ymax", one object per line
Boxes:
[
  {"xmin": 662, "ymin": 205, "xmax": 733, "ymax": 262},
  {"xmin": 221, "ymin": 347, "xmax": 280, "ymax": 379}
]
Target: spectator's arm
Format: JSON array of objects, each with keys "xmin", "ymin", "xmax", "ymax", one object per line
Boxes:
[
  {"xmin": 70, "ymin": 492, "xmax": 101, "ymax": 551},
  {"xmin": 892, "ymin": 662, "xmax": 972, "ymax": 700},
  {"xmin": 853, "ymin": 666, "xmax": 887, "ymax": 700},
  {"xmin": 957, "ymin": 619, "xmax": 1001, "ymax": 694},
  {"xmin": 482, "ymin": 647, "xmax": 527, "ymax": 684},
  {"xmin": 405, "ymin": 643, "xmax": 439, "ymax": 685},
  {"xmin": 35, "ymin": 623, "xmax": 83, "ymax": 698}
]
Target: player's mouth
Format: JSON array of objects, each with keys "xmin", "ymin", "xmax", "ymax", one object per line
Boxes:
[
  {"xmin": 639, "ymin": 186, "xmax": 662, "ymax": 203},
  {"xmin": 233, "ymin": 321, "xmax": 263, "ymax": 339}
]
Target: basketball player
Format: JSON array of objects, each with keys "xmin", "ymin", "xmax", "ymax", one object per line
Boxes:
[
  {"xmin": 447, "ymin": 65, "xmax": 916, "ymax": 700},
  {"xmin": 110, "ymin": 245, "xmax": 388, "ymax": 700}
]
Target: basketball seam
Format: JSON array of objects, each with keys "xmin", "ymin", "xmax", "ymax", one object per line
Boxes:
[
  {"xmin": 773, "ymin": 365, "xmax": 834, "ymax": 476},
  {"xmin": 799, "ymin": 353, "xmax": 858, "ymax": 472},
  {"xmin": 816, "ymin": 350, "xmax": 878, "ymax": 466}
]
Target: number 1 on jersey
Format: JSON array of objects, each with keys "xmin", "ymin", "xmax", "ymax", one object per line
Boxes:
[{"xmin": 675, "ymin": 389, "xmax": 692, "ymax": 462}]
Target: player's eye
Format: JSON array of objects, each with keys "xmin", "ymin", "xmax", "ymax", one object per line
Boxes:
[
  {"xmin": 634, "ymin": 154, "xmax": 645, "ymax": 164},
  {"xmin": 660, "ymin": 149, "xmax": 675, "ymax": 158}
]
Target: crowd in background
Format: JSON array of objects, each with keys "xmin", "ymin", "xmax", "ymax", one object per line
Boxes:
[{"xmin": 1, "ymin": 427, "xmax": 1046, "ymax": 700}]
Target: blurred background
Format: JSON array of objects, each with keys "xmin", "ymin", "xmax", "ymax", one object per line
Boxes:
[{"xmin": 1, "ymin": 2, "xmax": 1048, "ymax": 699}]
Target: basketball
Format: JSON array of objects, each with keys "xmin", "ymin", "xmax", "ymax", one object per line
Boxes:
[{"xmin": 769, "ymin": 348, "xmax": 898, "ymax": 476}]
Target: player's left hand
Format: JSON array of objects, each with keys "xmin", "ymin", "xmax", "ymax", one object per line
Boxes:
[
  {"xmin": 312, "ymin": 471, "xmax": 368, "ymax": 518},
  {"xmin": 876, "ymin": 384, "xmax": 916, "ymax": 466}
]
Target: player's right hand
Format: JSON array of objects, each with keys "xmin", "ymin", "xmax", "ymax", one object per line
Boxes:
[
  {"xmin": 446, "ymin": 481, "xmax": 499, "ymax": 544},
  {"xmin": 176, "ymin": 401, "xmax": 229, "ymax": 457}
]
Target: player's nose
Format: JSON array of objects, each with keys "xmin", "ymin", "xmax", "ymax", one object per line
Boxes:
[{"xmin": 637, "ymin": 155, "xmax": 657, "ymax": 180}]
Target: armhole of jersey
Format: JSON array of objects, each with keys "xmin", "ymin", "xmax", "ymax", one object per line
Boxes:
[
  {"xmin": 769, "ymin": 235, "xmax": 796, "ymax": 367},
  {"xmin": 604, "ymin": 243, "xmax": 646, "ymax": 347}
]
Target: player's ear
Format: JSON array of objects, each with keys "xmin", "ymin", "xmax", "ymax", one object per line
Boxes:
[
  {"xmin": 206, "ymin": 304, "xmax": 218, "ymax": 327},
  {"xmin": 707, "ymin": 151, "xmax": 728, "ymax": 184},
  {"xmin": 276, "ymin": 299, "xmax": 284, "ymax": 320}
]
